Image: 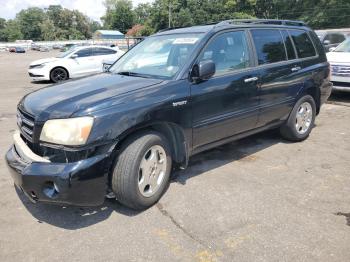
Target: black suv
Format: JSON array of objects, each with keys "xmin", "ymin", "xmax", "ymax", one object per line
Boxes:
[{"xmin": 6, "ymin": 20, "xmax": 332, "ymax": 210}]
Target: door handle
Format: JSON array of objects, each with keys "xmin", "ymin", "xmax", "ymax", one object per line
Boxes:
[
  {"xmin": 291, "ymin": 66, "xmax": 301, "ymax": 72},
  {"xmin": 244, "ymin": 76, "xmax": 259, "ymax": 83}
]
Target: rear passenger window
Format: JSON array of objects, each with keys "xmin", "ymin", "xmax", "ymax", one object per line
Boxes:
[
  {"xmin": 251, "ymin": 29, "xmax": 287, "ymax": 65},
  {"xmin": 288, "ymin": 30, "xmax": 316, "ymax": 58},
  {"xmin": 281, "ymin": 30, "xmax": 296, "ymax": 60},
  {"xmin": 94, "ymin": 48, "xmax": 117, "ymax": 56}
]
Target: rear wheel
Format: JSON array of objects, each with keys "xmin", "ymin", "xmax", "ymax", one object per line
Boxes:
[
  {"xmin": 280, "ymin": 95, "xmax": 316, "ymax": 142},
  {"xmin": 111, "ymin": 132, "xmax": 172, "ymax": 210},
  {"xmin": 50, "ymin": 67, "xmax": 68, "ymax": 83}
]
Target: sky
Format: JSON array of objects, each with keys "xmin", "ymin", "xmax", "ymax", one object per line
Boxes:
[{"xmin": 0, "ymin": 0, "xmax": 153, "ymax": 22}]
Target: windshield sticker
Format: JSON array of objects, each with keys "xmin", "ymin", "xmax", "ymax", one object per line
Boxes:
[{"xmin": 173, "ymin": 38, "xmax": 199, "ymax": 45}]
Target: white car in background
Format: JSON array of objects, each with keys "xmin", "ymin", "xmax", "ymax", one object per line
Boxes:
[
  {"xmin": 327, "ymin": 38, "xmax": 350, "ymax": 92},
  {"xmin": 28, "ymin": 45, "xmax": 125, "ymax": 82}
]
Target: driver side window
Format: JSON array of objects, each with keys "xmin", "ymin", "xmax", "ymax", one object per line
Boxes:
[
  {"xmin": 76, "ymin": 48, "xmax": 93, "ymax": 58},
  {"xmin": 198, "ymin": 31, "xmax": 250, "ymax": 76}
]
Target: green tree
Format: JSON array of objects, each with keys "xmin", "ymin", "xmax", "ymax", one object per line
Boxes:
[
  {"xmin": 3, "ymin": 20, "xmax": 23, "ymax": 41},
  {"xmin": 102, "ymin": 0, "xmax": 135, "ymax": 33},
  {"xmin": 0, "ymin": 18, "xmax": 7, "ymax": 41},
  {"xmin": 134, "ymin": 3, "xmax": 152, "ymax": 24},
  {"xmin": 40, "ymin": 19, "xmax": 57, "ymax": 40},
  {"xmin": 16, "ymin": 7, "xmax": 45, "ymax": 40}
]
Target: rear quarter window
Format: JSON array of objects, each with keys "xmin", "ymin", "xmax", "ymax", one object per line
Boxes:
[
  {"xmin": 251, "ymin": 29, "xmax": 287, "ymax": 65},
  {"xmin": 288, "ymin": 30, "xmax": 316, "ymax": 58}
]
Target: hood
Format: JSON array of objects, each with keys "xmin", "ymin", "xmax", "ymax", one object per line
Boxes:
[
  {"xmin": 30, "ymin": 57, "xmax": 60, "ymax": 66},
  {"xmin": 20, "ymin": 73, "xmax": 163, "ymax": 121},
  {"xmin": 326, "ymin": 52, "xmax": 350, "ymax": 64}
]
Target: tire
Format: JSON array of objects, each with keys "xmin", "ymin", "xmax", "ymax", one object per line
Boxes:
[
  {"xmin": 50, "ymin": 67, "xmax": 68, "ymax": 83},
  {"xmin": 111, "ymin": 132, "xmax": 172, "ymax": 210},
  {"xmin": 280, "ymin": 95, "xmax": 316, "ymax": 142}
]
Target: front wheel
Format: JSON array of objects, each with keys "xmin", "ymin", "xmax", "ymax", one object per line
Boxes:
[
  {"xmin": 111, "ymin": 132, "xmax": 172, "ymax": 210},
  {"xmin": 280, "ymin": 95, "xmax": 316, "ymax": 142},
  {"xmin": 50, "ymin": 67, "xmax": 68, "ymax": 83}
]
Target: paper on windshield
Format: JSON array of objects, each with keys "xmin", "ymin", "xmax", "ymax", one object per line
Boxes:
[{"xmin": 173, "ymin": 38, "xmax": 199, "ymax": 45}]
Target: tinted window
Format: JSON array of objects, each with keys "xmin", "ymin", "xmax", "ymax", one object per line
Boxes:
[
  {"xmin": 281, "ymin": 30, "xmax": 296, "ymax": 60},
  {"xmin": 198, "ymin": 31, "xmax": 250, "ymax": 76},
  {"xmin": 76, "ymin": 48, "xmax": 93, "ymax": 57},
  {"xmin": 288, "ymin": 30, "xmax": 316, "ymax": 58},
  {"xmin": 94, "ymin": 48, "xmax": 116, "ymax": 56},
  {"xmin": 325, "ymin": 33, "xmax": 345, "ymax": 44},
  {"xmin": 251, "ymin": 29, "xmax": 287, "ymax": 65}
]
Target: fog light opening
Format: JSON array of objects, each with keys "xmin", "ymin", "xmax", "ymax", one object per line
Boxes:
[
  {"xmin": 43, "ymin": 181, "xmax": 59, "ymax": 199},
  {"xmin": 30, "ymin": 191, "xmax": 38, "ymax": 200}
]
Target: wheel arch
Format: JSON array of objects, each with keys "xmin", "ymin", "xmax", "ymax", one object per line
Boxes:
[
  {"xmin": 114, "ymin": 121, "xmax": 189, "ymax": 169},
  {"xmin": 298, "ymin": 80, "xmax": 321, "ymax": 115}
]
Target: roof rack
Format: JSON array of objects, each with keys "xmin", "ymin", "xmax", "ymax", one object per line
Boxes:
[{"xmin": 216, "ymin": 19, "xmax": 307, "ymax": 27}]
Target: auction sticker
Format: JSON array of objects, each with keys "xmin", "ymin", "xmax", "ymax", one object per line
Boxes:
[{"xmin": 173, "ymin": 38, "xmax": 199, "ymax": 44}]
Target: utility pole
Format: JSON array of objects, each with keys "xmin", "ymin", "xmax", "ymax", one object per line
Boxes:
[{"xmin": 169, "ymin": 1, "xmax": 171, "ymax": 28}]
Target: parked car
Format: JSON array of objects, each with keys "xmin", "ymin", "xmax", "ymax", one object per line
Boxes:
[
  {"xmin": 28, "ymin": 45, "xmax": 125, "ymax": 82},
  {"xmin": 6, "ymin": 19, "xmax": 332, "ymax": 210},
  {"xmin": 39, "ymin": 46, "xmax": 50, "ymax": 52},
  {"xmin": 14, "ymin": 47, "xmax": 26, "ymax": 53},
  {"xmin": 31, "ymin": 44, "xmax": 41, "ymax": 51},
  {"xmin": 8, "ymin": 47, "xmax": 16, "ymax": 52},
  {"xmin": 315, "ymin": 30, "xmax": 350, "ymax": 52},
  {"xmin": 326, "ymin": 38, "xmax": 350, "ymax": 92},
  {"xmin": 52, "ymin": 44, "xmax": 63, "ymax": 49},
  {"xmin": 60, "ymin": 43, "xmax": 77, "ymax": 52}
]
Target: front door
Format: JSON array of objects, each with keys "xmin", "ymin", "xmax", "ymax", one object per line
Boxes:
[
  {"xmin": 70, "ymin": 47, "xmax": 97, "ymax": 77},
  {"xmin": 191, "ymin": 30, "xmax": 260, "ymax": 150}
]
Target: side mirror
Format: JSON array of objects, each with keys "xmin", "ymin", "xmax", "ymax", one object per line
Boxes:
[
  {"xmin": 329, "ymin": 47, "xmax": 336, "ymax": 52},
  {"xmin": 323, "ymin": 40, "xmax": 331, "ymax": 45},
  {"xmin": 102, "ymin": 62, "xmax": 113, "ymax": 72},
  {"xmin": 192, "ymin": 60, "xmax": 216, "ymax": 83},
  {"xmin": 70, "ymin": 54, "xmax": 78, "ymax": 59}
]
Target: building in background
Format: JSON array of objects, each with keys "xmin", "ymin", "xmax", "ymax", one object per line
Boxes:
[{"xmin": 93, "ymin": 30, "xmax": 125, "ymax": 40}]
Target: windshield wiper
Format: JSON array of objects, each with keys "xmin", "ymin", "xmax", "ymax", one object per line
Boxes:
[{"xmin": 116, "ymin": 71, "xmax": 151, "ymax": 78}]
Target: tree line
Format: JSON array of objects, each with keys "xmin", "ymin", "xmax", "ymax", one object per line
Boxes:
[
  {"xmin": 0, "ymin": 5, "xmax": 100, "ymax": 42},
  {"xmin": 1, "ymin": 0, "xmax": 350, "ymax": 42}
]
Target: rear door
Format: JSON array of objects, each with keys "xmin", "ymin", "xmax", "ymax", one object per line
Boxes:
[
  {"xmin": 250, "ymin": 28, "xmax": 301, "ymax": 127},
  {"xmin": 191, "ymin": 30, "xmax": 260, "ymax": 150},
  {"xmin": 93, "ymin": 47, "xmax": 118, "ymax": 72}
]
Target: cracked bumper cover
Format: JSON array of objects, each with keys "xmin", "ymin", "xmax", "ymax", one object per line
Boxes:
[{"xmin": 5, "ymin": 132, "xmax": 112, "ymax": 206}]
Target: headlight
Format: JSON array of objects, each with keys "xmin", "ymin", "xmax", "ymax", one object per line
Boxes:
[
  {"xmin": 40, "ymin": 117, "xmax": 94, "ymax": 146},
  {"xmin": 30, "ymin": 63, "xmax": 47, "ymax": 69}
]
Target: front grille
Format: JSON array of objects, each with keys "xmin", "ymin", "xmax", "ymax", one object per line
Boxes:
[
  {"xmin": 331, "ymin": 64, "xmax": 350, "ymax": 77},
  {"xmin": 17, "ymin": 108, "xmax": 35, "ymax": 143}
]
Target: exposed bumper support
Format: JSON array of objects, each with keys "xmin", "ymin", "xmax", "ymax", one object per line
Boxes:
[{"xmin": 6, "ymin": 133, "xmax": 112, "ymax": 206}]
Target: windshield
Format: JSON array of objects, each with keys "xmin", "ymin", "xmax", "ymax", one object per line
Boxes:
[
  {"xmin": 109, "ymin": 33, "xmax": 204, "ymax": 79},
  {"xmin": 334, "ymin": 38, "xmax": 350, "ymax": 52},
  {"xmin": 56, "ymin": 47, "xmax": 77, "ymax": 58}
]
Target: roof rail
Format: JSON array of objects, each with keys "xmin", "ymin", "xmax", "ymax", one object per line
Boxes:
[{"xmin": 216, "ymin": 19, "xmax": 307, "ymax": 27}]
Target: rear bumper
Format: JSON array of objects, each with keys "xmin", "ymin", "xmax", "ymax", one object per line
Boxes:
[
  {"xmin": 331, "ymin": 82, "xmax": 350, "ymax": 92},
  {"xmin": 5, "ymin": 132, "xmax": 111, "ymax": 206},
  {"xmin": 330, "ymin": 75, "xmax": 350, "ymax": 92}
]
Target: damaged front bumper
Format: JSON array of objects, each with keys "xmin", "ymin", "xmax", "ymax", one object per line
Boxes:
[{"xmin": 5, "ymin": 131, "xmax": 113, "ymax": 206}]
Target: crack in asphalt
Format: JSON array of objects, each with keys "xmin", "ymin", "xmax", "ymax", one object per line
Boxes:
[{"xmin": 156, "ymin": 202, "xmax": 208, "ymax": 248}]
